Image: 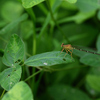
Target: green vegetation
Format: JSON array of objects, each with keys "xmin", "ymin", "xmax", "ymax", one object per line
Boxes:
[{"xmin": 0, "ymin": 0, "xmax": 100, "ymax": 100}]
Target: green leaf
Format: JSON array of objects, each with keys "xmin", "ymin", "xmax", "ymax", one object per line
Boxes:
[
  {"xmin": 0, "ymin": 13, "xmax": 28, "ymax": 35},
  {"xmin": 25, "ymin": 51, "xmax": 74, "ymax": 67},
  {"xmin": 0, "ymin": 57, "xmax": 6, "ymax": 72},
  {"xmin": 2, "ymin": 81, "xmax": 34, "ymax": 100},
  {"xmin": 86, "ymin": 75, "xmax": 100, "ymax": 92},
  {"xmin": 22, "ymin": 0, "xmax": 45, "ymax": 8},
  {"xmin": 88, "ymin": 67, "xmax": 100, "ymax": 76},
  {"xmin": 0, "ymin": 65, "xmax": 22, "ymax": 91},
  {"xmin": 1, "ymin": 1, "xmax": 24, "ymax": 22},
  {"xmin": 2, "ymin": 34, "xmax": 25, "ymax": 67},
  {"xmin": 58, "ymin": 11, "xmax": 95, "ymax": 24},
  {"xmin": 75, "ymin": 0, "xmax": 100, "ymax": 12},
  {"xmin": 47, "ymin": 84, "xmax": 91, "ymax": 100},
  {"xmin": 80, "ymin": 54, "xmax": 100, "ymax": 67},
  {"xmin": 73, "ymin": 46, "xmax": 98, "ymax": 57},
  {"xmin": 38, "ymin": 0, "xmax": 62, "ymax": 39},
  {"xmin": 85, "ymin": 67, "xmax": 100, "ymax": 96},
  {"xmin": 96, "ymin": 34, "xmax": 100, "ymax": 53},
  {"xmin": 61, "ymin": 1, "xmax": 77, "ymax": 10},
  {"xmin": 65, "ymin": 0, "xmax": 77, "ymax": 3}
]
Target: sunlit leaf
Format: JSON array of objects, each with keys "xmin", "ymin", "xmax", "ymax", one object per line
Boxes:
[
  {"xmin": 25, "ymin": 51, "xmax": 74, "ymax": 67},
  {"xmin": 64, "ymin": 0, "xmax": 77, "ymax": 3},
  {"xmin": 22, "ymin": 0, "xmax": 45, "ymax": 8},
  {"xmin": 2, "ymin": 81, "xmax": 34, "ymax": 100},
  {"xmin": 0, "ymin": 65, "xmax": 22, "ymax": 91},
  {"xmin": 2, "ymin": 34, "xmax": 25, "ymax": 67}
]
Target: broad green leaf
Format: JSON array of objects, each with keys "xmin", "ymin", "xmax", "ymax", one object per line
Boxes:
[
  {"xmin": 75, "ymin": 0, "xmax": 100, "ymax": 12},
  {"xmin": 65, "ymin": 0, "xmax": 77, "ymax": 3},
  {"xmin": 96, "ymin": 34, "xmax": 100, "ymax": 53},
  {"xmin": 2, "ymin": 81, "xmax": 34, "ymax": 100},
  {"xmin": 47, "ymin": 84, "xmax": 91, "ymax": 100},
  {"xmin": 0, "ymin": 65, "xmax": 22, "ymax": 91},
  {"xmin": 25, "ymin": 51, "xmax": 74, "ymax": 67},
  {"xmin": 1, "ymin": 1, "xmax": 24, "ymax": 22},
  {"xmin": 0, "ymin": 13, "xmax": 28, "ymax": 35},
  {"xmin": 80, "ymin": 54, "xmax": 100, "ymax": 67},
  {"xmin": 2, "ymin": 34, "xmax": 25, "ymax": 67},
  {"xmin": 86, "ymin": 75, "xmax": 100, "ymax": 92},
  {"xmin": 22, "ymin": 0, "xmax": 45, "ymax": 8}
]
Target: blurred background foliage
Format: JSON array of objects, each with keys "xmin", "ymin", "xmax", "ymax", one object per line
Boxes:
[{"xmin": 0, "ymin": 0, "xmax": 100, "ymax": 100}]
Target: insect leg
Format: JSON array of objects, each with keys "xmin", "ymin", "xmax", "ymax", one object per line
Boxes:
[
  {"xmin": 64, "ymin": 49, "xmax": 68, "ymax": 57},
  {"xmin": 68, "ymin": 49, "xmax": 73, "ymax": 59},
  {"xmin": 61, "ymin": 48, "xmax": 64, "ymax": 53}
]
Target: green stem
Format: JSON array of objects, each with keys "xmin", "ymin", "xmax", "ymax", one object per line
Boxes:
[
  {"xmin": 46, "ymin": 0, "xmax": 71, "ymax": 44},
  {"xmin": 26, "ymin": 8, "xmax": 36, "ymax": 22},
  {"xmin": 17, "ymin": 0, "xmax": 36, "ymax": 22},
  {"xmin": 31, "ymin": 19, "xmax": 37, "ymax": 92},
  {"xmin": 0, "ymin": 90, "xmax": 5, "ymax": 100},
  {"xmin": 24, "ymin": 70, "xmax": 42, "ymax": 82},
  {"xmin": 76, "ymin": 76, "xmax": 86, "ymax": 88},
  {"xmin": 23, "ymin": 5, "xmax": 37, "ymax": 93},
  {"xmin": 37, "ymin": 3, "xmax": 48, "ymax": 15},
  {"xmin": 34, "ymin": 71, "xmax": 44, "ymax": 96},
  {"xmin": 33, "ymin": 26, "xmax": 36, "ymax": 55}
]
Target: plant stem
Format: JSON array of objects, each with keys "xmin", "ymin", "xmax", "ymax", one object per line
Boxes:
[
  {"xmin": 23, "ymin": 6, "xmax": 37, "ymax": 93},
  {"xmin": 34, "ymin": 71, "xmax": 44, "ymax": 96},
  {"xmin": 46, "ymin": 0, "xmax": 71, "ymax": 44},
  {"xmin": 26, "ymin": 8, "xmax": 36, "ymax": 22},
  {"xmin": 0, "ymin": 90, "xmax": 5, "ymax": 100},
  {"xmin": 24, "ymin": 70, "xmax": 42, "ymax": 82}
]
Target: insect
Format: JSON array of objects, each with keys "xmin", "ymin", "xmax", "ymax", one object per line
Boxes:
[
  {"xmin": 61, "ymin": 43, "xmax": 73, "ymax": 58},
  {"xmin": 61, "ymin": 43, "xmax": 100, "ymax": 58}
]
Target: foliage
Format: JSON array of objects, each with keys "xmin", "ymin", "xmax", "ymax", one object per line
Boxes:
[{"xmin": 0, "ymin": 0, "xmax": 100, "ymax": 100}]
